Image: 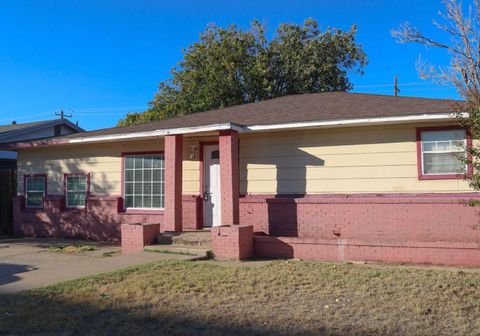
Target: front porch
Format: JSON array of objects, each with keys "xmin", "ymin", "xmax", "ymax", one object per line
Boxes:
[
  {"xmin": 163, "ymin": 129, "xmax": 240, "ymax": 232},
  {"xmin": 121, "ymin": 128, "xmax": 254, "ymax": 260}
]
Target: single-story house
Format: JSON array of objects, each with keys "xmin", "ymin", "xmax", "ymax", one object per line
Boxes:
[{"xmin": 4, "ymin": 92, "xmax": 480, "ymax": 266}]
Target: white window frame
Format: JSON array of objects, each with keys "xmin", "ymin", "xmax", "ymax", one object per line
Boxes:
[
  {"xmin": 123, "ymin": 153, "xmax": 165, "ymax": 210},
  {"xmin": 65, "ymin": 174, "xmax": 89, "ymax": 209},
  {"xmin": 420, "ymin": 129, "xmax": 467, "ymax": 176},
  {"xmin": 25, "ymin": 175, "xmax": 46, "ymax": 209}
]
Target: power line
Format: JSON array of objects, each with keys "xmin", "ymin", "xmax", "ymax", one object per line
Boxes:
[
  {"xmin": 0, "ymin": 110, "xmax": 58, "ymax": 123},
  {"xmin": 355, "ymin": 81, "xmax": 436, "ymax": 88},
  {"xmin": 73, "ymin": 111, "xmax": 144, "ymax": 116}
]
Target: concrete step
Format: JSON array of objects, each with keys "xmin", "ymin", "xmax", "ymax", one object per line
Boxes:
[
  {"xmin": 157, "ymin": 230, "xmax": 212, "ymax": 248},
  {"xmin": 144, "ymin": 244, "xmax": 212, "ymax": 260}
]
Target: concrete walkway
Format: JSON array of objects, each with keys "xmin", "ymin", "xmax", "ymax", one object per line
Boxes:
[{"xmin": 0, "ymin": 238, "xmax": 193, "ymax": 294}]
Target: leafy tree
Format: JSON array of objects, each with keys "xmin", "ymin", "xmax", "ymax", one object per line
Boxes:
[
  {"xmin": 392, "ymin": 0, "xmax": 480, "ymax": 190},
  {"xmin": 118, "ymin": 19, "xmax": 367, "ymax": 126}
]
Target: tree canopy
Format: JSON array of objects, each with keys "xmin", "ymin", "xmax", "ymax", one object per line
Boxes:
[{"xmin": 118, "ymin": 18, "xmax": 367, "ymax": 126}]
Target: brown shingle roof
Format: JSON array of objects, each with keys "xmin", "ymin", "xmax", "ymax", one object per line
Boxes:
[{"xmin": 45, "ymin": 92, "xmax": 465, "ymax": 141}]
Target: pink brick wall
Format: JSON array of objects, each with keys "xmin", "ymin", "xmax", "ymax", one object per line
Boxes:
[
  {"xmin": 13, "ymin": 195, "xmax": 202, "ymax": 241},
  {"xmin": 121, "ymin": 223, "xmax": 160, "ymax": 253},
  {"xmin": 182, "ymin": 195, "xmax": 202, "ymax": 230},
  {"xmin": 211, "ymin": 225, "xmax": 253, "ymax": 260},
  {"xmin": 243, "ymin": 193, "xmax": 480, "ymax": 266},
  {"xmin": 14, "ymin": 191, "xmax": 480, "ymax": 266}
]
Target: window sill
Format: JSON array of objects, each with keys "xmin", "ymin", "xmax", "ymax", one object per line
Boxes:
[
  {"xmin": 63, "ymin": 206, "xmax": 87, "ymax": 212},
  {"xmin": 418, "ymin": 174, "xmax": 465, "ymax": 180},
  {"xmin": 120, "ymin": 208, "xmax": 165, "ymax": 215}
]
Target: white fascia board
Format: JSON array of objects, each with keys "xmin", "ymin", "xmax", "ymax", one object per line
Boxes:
[
  {"xmin": 68, "ymin": 122, "xmax": 245, "ymax": 144},
  {"xmin": 65, "ymin": 113, "xmax": 464, "ymax": 145},
  {"xmin": 244, "ymin": 112, "xmax": 465, "ymax": 132}
]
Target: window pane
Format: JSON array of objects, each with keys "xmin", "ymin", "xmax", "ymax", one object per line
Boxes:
[
  {"xmin": 125, "ymin": 182, "xmax": 134, "ymax": 194},
  {"xmin": 67, "ymin": 176, "xmax": 87, "ymax": 192},
  {"xmin": 423, "ymin": 153, "xmax": 465, "ymax": 174},
  {"xmin": 152, "ymin": 196, "xmax": 162, "ymax": 208},
  {"xmin": 125, "ymin": 195, "xmax": 133, "ymax": 208},
  {"xmin": 68, "ymin": 191, "xmax": 86, "ymax": 207},
  {"xmin": 144, "ymin": 170, "xmax": 152, "ymax": 182},
  {"xmin": 123, "ymin": 155, "xmax": 164, "ymax": 209},
  {"xmin": 133, "ymin": 194, "xmax": 143, "ymax": 208},
  {"xmin": 66, "ymin": 176, "xmax": 87, "ymax": 207},
  {"xmin": 152, "ymin": 156, "xmax": 162, "ymax": 168},
  {"xmin": 125, "ymin": 170, "xmax": 133, "ymax": 182},
  {"xmin": 143, "ymin": 195, "xmax": 152, "ymax": 208},
  {"xmin": 26, "ymin": 177, "xmax": 45, "ymax": 192},
  {"xmin": 125, "ymin": 157, "xmax": 134, "ymax": 169},
  {"xmin": 152, "ymin": 182, "xmax": 161, "ymax": 195},
  {"xmin": 422, "ymin": 130, "xmax": 465, "ymax": 142},
  {"xmin": 152, "ymin": 169, "xmax": 161, "ymax": 181},
  {"xmin": 27, "ymin": 191, "xmax": 43, "ymax": 207},
  {"xmin": 26, "ymin": 177, "xmax": 45, "ymax": 208},
  {"xmin": 144, "ymin": 157, "xmax": 153, "ymax": 168},
  {"xmin": 421, "ymin": 129, "xmax": 467, "ymax": 175}
]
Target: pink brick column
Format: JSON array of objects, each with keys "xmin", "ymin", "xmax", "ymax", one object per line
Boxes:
[
  {"xmin": 219, "ymin": 130, "xmax": 239, "ymax": 225},
  {"xmin": 211, "ymin": 225, "xmax": 254, "ymax": 260},
  {"xmin": 164, "ymin": 134, "xmax": 183, "ymax": 232},
  {"xmin": 121, "ymin": 223, "xmax": 160, "ymax": 254}
]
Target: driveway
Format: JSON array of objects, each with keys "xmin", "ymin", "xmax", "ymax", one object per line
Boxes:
[{"xmin": 0, "ymin": 237, "xmax": 192, "ymax": 294}]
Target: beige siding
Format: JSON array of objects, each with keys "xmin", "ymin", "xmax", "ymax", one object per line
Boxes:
[
  {"xmin": 239, "ymin": 122, "xmax": 473, "ymax": 194},
  {"xmin": 17, "ymin": 139, "xmax": 165, "ymax": 196},
  {"xmin": 16, "ymin": 122, "xmax": 474, "ymax": 197}
]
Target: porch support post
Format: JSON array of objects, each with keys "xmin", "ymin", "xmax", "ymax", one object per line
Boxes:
[
  {"xmin": 164, "ymin": 134, "xmax": 183, "ymax": 232},
  {"xmin": 219, "ymin": 130, "xmax": 239, "ymax": 225}
]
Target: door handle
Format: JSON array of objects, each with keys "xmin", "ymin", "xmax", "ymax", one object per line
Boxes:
[{"xmin": 203, "ymin": 189, "xmax": 210, "ymax": 201}]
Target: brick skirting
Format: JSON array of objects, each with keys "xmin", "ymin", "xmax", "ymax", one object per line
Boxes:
[
  {"xmin": 254, "ymin": 236, "xmax": 480, "ymax": 267},
  {"xmin": 242, "ymin": 193, "xmax": 480, "ymax": 266},
  {"xmin": 13, "ymin": 192, "xmax": 480, "ymax": 266},
  {"xmin": 13, "ymin": 195, "xmax": 202, "ymax": 241}
]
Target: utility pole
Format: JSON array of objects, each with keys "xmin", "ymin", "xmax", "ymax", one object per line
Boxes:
[
  {"xmin": 55, "ymin": 110, "xmax": 72, "ymax": 119},
  {"xmin": 394, "ymin": 75, "xmax": 400, "ymax": 96}
]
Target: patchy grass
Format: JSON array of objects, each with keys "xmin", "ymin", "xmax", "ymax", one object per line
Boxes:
[
  {"xmin": 1, "ymin": 260, "xmax": 480, "ymax": 335},
  {"xmin": 48, "ymin": 244, "xmax": 97, "ymax": 254}
]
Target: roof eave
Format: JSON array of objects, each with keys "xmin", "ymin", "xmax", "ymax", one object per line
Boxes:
[
  {"xmin": 245, "ymin": 112, "xmax": 464, "ymax": 132},
  {"xmin": 1, "ymin": 113, "xmax": 463, "ymax": 149}
]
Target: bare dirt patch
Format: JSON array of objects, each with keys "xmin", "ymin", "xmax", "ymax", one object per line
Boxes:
[{"xmin": 1, "ymin": 260, "xmax": 480, "ymax": 335}]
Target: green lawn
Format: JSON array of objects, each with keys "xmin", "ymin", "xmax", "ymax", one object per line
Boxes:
[{"xmin": 1, "ymin": 260, "xmax": 480, "ymax": 335}]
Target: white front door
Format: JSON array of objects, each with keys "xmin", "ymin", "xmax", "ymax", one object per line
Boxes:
[{"xmin": 203, "ymin": 145, "xmax": 221, "ymax": 227}]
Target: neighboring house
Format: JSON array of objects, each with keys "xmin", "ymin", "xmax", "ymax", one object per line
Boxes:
[
  {"xmin": 0, "ymin": 119, "xmax": 83, "ymax": 235},
  {"xmin": 0, "ymin": 119, "xmax": 84, "ymax": 163},
  {"xmin": 3, "ymin": 92, "xmax": 480, "ymax": 266}
]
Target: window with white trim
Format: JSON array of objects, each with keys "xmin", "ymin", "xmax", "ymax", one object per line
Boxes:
[
  {"xmin": 420, "ymin": 129, "xmax": 467, "ymax": 175},
  {"xmin": 25, "ymin": 176, "xmax": 46, "ymax": 208},
  {"xmin": 65, "ymin": 175, "xmax": 88, "ymax": 208},
  {"xmin": 124, "ymin": 154, "xmax": 164, "ymax": 209}
]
